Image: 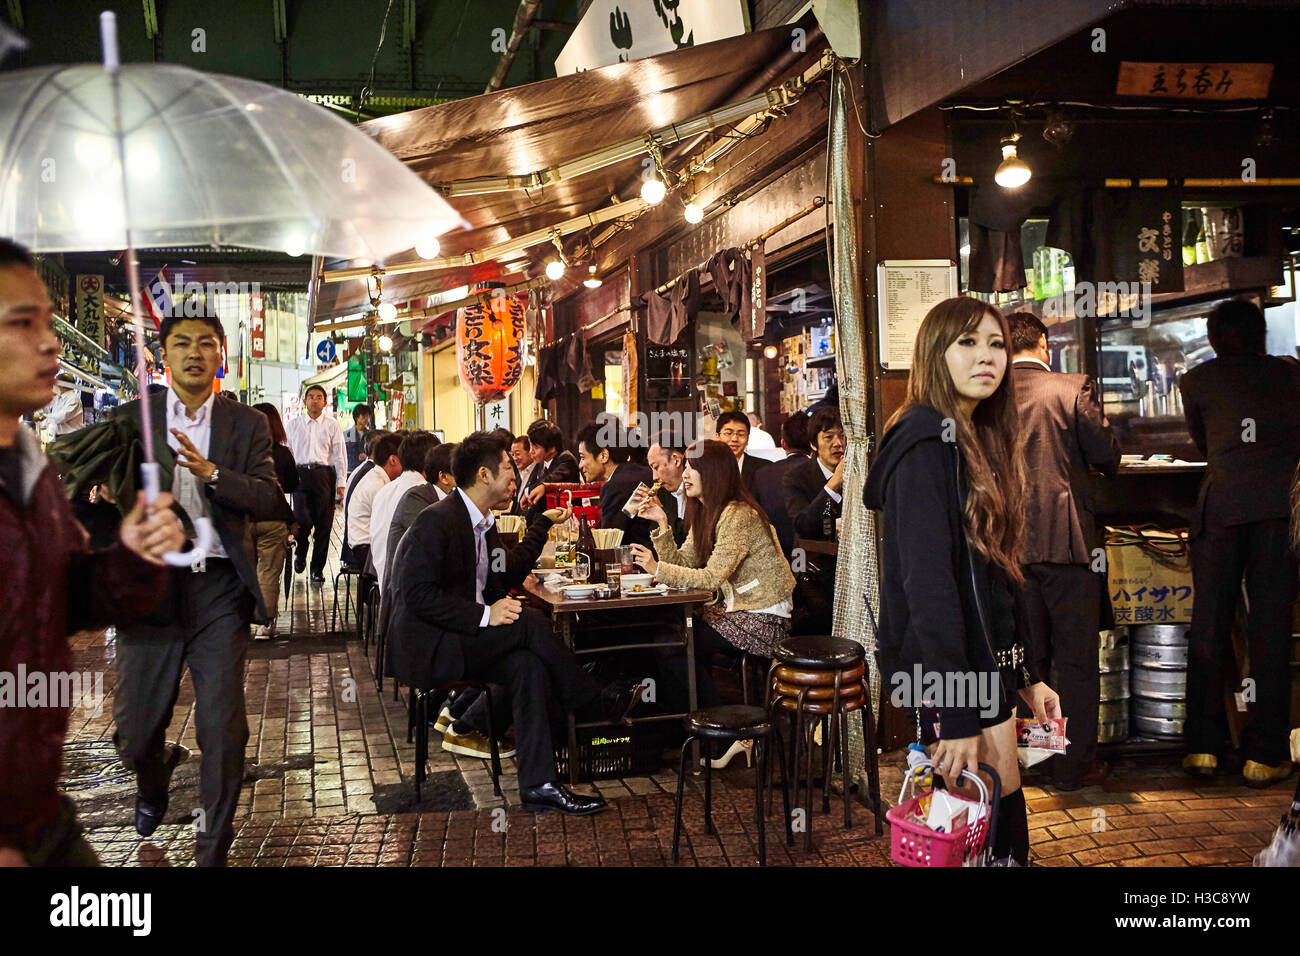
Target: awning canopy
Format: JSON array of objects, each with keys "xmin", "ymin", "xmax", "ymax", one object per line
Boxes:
[
  {"xmin": 310, "ymin": 24, "xmax": 796, "ymax": 326},
  {"xmin": 302, "ymin": 361, "xmax": 348, "ymax": 391}
]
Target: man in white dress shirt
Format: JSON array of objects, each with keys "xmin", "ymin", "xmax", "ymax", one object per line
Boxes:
[
  {"xmin": 41, "ymin": 375, "xmax": 84, "ymax": 439},
  {"xmin": 346, "ymin": 431, "xmax": 402, "ymax": 576},
  {"xmin": 285, "ymin": 384, "xmax": 347, "ymax": 582},
  {"xmin": 368, "ymin": 431, "xmax": 440, "ymax": 592},
  {"xmin": 510, "ymin": 434, "xmax": 535, "ymax": 510}
]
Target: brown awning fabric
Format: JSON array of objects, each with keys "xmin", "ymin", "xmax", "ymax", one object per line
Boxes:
[{"xmin": 311, "ymin": 25, "xmax": 795, "ymax": 325}]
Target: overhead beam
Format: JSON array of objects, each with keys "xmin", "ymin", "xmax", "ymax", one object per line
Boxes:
[{"xmin": 484, "ymin": 0, "xmax": 542, "ymax": 94}]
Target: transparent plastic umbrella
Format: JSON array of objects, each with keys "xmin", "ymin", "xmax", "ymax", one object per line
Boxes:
[{"xmin": 0, "ymin": 12, "xmax": 460, "ymax": 565}]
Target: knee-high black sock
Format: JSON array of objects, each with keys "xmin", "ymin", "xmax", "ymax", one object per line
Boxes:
[{"xmin": 992, "ymin": 788, "xmax": 1029, "ymax": 865}]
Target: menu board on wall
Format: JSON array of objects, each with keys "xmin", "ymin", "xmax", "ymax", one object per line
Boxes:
[{"xmin": 876, "ymin": 260, "xmax": 958, "ymax": 370}]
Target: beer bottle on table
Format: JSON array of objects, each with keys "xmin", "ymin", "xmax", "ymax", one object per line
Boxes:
[{"xmin": 576, "ymin": 513, "xmax": 603, "ymax": 583}]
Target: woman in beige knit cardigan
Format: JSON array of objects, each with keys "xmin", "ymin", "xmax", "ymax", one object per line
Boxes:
[{"xmin": 630, "ymin": 440, "xmax": 795, "ymax": 764}]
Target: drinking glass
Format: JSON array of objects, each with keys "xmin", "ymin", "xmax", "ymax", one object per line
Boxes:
[
  {"xmin": 570, "ymin": 555, "xmax": 590, "ymax": 584},
  {"xmin": 619, "ymin": 545, "xmax": 637, "ymax": 575}
]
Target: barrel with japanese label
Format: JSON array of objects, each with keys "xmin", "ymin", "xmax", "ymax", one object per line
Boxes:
[
  {"xmin": 1130, "ymin": 623, "xmax": 1189, "ymax": 739},
  {"xmin": 1098, "ymin": 627, "xmax": 1130, "ymax": 744}
]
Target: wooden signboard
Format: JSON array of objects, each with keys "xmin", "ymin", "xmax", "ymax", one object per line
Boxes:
[{"xmin": 1116, "ymin": 62, "xmax": 1272, "ymax": 100}]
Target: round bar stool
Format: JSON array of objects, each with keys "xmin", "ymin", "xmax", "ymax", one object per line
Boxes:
[
  {"xmin": 768, "ymin": 635, "xmax": 885, "ymax": 852},
  {"xmin": 671, "ymin": 705, "xmax": 793, "ymax": 867}
]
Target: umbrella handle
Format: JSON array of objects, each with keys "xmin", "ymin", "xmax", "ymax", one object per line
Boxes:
[{"xmin": 140, "ymin": 462, "xmax": 217, "ymax": 568}]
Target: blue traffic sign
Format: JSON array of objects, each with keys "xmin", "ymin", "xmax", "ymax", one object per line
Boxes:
[{"xmin": 316, "ymin": 339, "xmax": 336, "ymax": 364}]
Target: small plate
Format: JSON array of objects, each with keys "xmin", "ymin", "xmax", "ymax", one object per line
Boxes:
[{"xmin": 621, "ymin": 584, "xmax": 669, "ymax": 597}]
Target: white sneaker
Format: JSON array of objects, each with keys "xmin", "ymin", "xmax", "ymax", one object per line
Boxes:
[
  {"xmin": 433, "ymin": 706, "xmax": 453, "ymax": 735},
  {"xmin": 253, "ymin": 624, "xmax": 272, "ymax": 641}
]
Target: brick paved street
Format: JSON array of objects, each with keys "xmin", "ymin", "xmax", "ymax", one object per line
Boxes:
[{"xmin": 57, "ymin": 518, "xmax": 1295, "ymax": 867}]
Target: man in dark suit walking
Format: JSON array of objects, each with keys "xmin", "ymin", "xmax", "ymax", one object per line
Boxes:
[
  {"xmin": 110, "ymin": 313, "xmax": 286, "ymax": 866},
  {"xmin": 1179, "ymin": 298, "xmax": 1300, "ymax": 788},
  {"xmin": 520, "ymin": 418, "xmax": 580, "ymax": 521},
  {"xmin": 1006, "ymin": 312, "xmax": 1119, "ymax": 790},
  {"xmin": 754, "ymin": 412, "xmax": 812, "ymax": 557},
  {"xmin": 387, "ymin": 431, "xmax": 638, "ymax": 814},
  {"xmin": 715, "ymin": 410, "xmax": 771, "ymax": 492}
]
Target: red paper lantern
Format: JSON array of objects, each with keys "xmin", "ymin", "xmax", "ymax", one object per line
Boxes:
[{"xmin": 456, "ymin": 293, "xmax": 525, "ymax": 405}]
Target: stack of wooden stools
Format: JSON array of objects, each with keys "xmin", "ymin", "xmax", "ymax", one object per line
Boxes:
[{"xmin": 768, "ymin": 635, "xmax": 884, "ymax": 851}]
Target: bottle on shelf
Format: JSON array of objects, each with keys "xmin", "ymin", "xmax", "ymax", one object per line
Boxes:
[{"xmin": 1181, "ymin": 208, "xmax": 1199, "ymax": 267}]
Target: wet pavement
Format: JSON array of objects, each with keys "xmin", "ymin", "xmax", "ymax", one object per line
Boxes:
[{"xmin": 59, "ymin": 516, "xmax": 1295, "ymax": 866}]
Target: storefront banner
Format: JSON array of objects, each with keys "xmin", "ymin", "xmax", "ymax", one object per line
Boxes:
[
  {"xmin": 74, "ymin": 274, "xmax": 104, "ymax": 347},
  {"xmin": 554, "ymin": 0, "xmax": 748, "ymax": 75},
  {"xmin": 1098, "ymin": 189, "xmax": 1184, "ymax": 293},
  {"xmin": 250, "ymin": 292, "xmax": 265, "ymax": 358},
  {"xmin": 1116, "ymin": 62, "xmax": 1273, "ymax": 101}
]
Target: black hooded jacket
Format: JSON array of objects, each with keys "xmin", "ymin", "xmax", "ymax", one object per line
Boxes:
[{"xmin": 862, "ymin": 404, "xmax": 1022, "ymax": 739}]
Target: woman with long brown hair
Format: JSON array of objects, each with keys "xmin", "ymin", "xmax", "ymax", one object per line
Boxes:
[
  {"xmin": 630, "ymin": 439, "xmax": 796, "ymax": 766},
  {"xmin": 862, "ymin": 296, "xmax": 1059, "ymax": 866}
]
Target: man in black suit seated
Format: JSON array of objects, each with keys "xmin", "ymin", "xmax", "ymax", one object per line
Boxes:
[
  {"xmin": 386, "ymin": 431, "xmax": 638, "ymax": 814},
  {"xmin": 752, "ymin": 411, "xmax": 813, "ymax": 557},
  {"xmin": 783, "ymin": 406, "xmax": 844, "ymax": 633},
  {"xmin": 520, "ymin": 418, "xmax": 581, "ymax": 521},
  {"xmin": 715, "ymin": 409, "xmax": 771, "ymax": 493},
  {"xmin": 576, "ymin": 417, "xmax": 656, "ymax": 550},
  {"xmin": 1179, "ymin": 298, "xmax": 1300, "ymax": 788},
  {"xmin": 647, "ymin": 437, "xmax": 688, "ymax": 546}
]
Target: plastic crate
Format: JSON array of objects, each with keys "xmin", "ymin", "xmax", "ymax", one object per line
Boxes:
[{"xmin": 554, "ymin": 722, "xmax": 664, "ymax": 781}]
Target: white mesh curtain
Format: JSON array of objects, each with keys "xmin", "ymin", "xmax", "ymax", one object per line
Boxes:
[{"xmin": 827, "ymin": 67, "xmax": 882, "ymax": 778}]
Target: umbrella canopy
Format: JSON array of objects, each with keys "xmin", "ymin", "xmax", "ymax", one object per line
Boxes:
[{"xmin": 0, "ymin": 63, "xmax": 462, "ymax": 264}]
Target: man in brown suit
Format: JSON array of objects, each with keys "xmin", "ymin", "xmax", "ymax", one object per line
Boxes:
[
  {"xmin": 1007, "ymin": 313, "xmax": 1119, "ymax": 790},
  {"xmin": 1180, "ymin": 298, "xmax": 1300, "ymax": 788}
]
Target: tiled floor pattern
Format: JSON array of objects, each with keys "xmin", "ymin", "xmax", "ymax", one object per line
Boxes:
[{"xmin": 60, "ymin": 516, "xmax": 1296, "ymax": 866}]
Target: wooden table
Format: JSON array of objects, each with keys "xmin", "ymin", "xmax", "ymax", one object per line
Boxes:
[
  {"xmin": 522, "ymin": 577, "xmax": 714, "ymax": 784},
  {"xmin": 796, "ymin": 537, "xmax": 839, "ymax": 557}
]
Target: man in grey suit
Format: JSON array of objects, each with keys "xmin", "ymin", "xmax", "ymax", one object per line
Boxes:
[
  {"xmin": 110, "ymin": 314, "xmax": 285, "ymax": 866},
  {"xmin": 1006, "ymin": 313, "xmax": 1119, "ymax": 790}
]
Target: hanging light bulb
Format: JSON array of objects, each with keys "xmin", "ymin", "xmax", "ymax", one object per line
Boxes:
[
  {"xmin": 684, "ymin": 200, "xmax": 704, "ymax": 224},
  {"xmin": 640, "ymin": 175, "xmax": 666, "ymax": 205},
  {"xmin": 377, "ymin": 334, "xmax": 393, "ymax": 353},
  {"xmin": 994, "ymin": 133, "xmax": 1031, "ymax": 188},
  {"xmin": 377, "ymin": 301, "xmax": 398, "ymax": 322},
  {"xmin": 763, "ymin": 344, "xmax": 778, "ymax": 360},
  {"xmin": 545, "ymin": 259, "xmax": 566, "ymax": 281},
  {"xmin": 583, "ymin": 265, "xmax": 603, "ymax": 289},
  {"xmin": 283, "ymin": 234, "xmax": 306, "ymax": 257},
  {"xmin": 415, "ymin": 234, "xmax": 441, "ymax": 259}
]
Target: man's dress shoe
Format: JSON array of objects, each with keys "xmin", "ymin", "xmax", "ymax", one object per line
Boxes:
[{"xmin": 520, "ymin": 781, "xmax": 607, "ymax": 815}]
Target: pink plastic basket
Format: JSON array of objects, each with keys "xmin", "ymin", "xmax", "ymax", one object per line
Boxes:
[{"xmin": 887, "ymin": 764, "xmax": 993, "ymax": 867}]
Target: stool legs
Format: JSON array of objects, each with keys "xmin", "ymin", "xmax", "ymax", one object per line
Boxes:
[
  {"xmin": 703, "ymin": 747, "xmax": 714, "ymax": 836},
  {"xmin": 671, "ymin": 736, "xmax": 695, "ymax": 862},
  {"xmin": 414, "ymin": 691, "xmax": 427, "ymax": 800},
  {"xmin": 483, "ymin": 684, "xmax": 502, "ymax": 798},
  {"xmin": 754, "ymin": 738, "xmax": 766, "ymax": 867},
  {"xmin": 861, "ymin": 678, "xmax": 884, "ymax": 835}
]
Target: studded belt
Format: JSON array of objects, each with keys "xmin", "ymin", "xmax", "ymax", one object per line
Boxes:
[{"xmin": 993, "ymin": 644, "xmax": 1026, "ymax": 670}]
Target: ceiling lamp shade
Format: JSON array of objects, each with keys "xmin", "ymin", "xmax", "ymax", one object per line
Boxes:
[
  {"xmin": 456, "ymin": 294, "xmax": 525, "ymax": 405},
  {"xmin": 994, "ymin": 133, "xmax": 1031, "ymax": 188}
]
